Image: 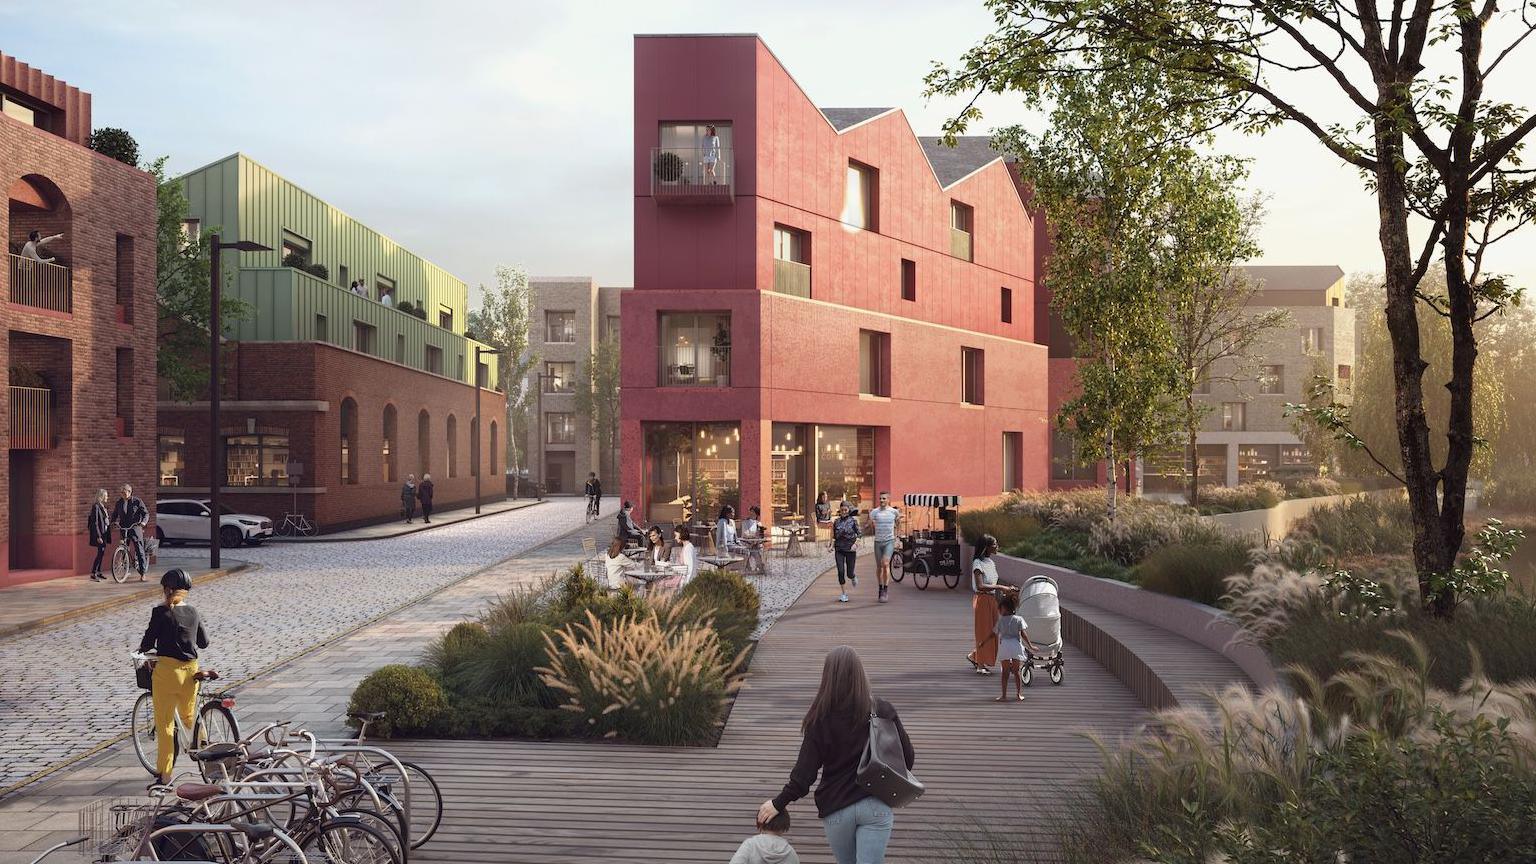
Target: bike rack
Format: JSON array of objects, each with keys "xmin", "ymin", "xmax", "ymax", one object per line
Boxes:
[{"xmin": 305, "ymin": 743, "xmax": 414, "ymax": 845}]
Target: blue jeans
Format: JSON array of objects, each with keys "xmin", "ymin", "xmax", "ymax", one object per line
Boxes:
[
  {"xmin": 835, "ymin": 550, "xmax": 856, "ymax": 586},
  {"xmin": 822, "ymin": 797, "xmax": 894, "ymax": 864}
]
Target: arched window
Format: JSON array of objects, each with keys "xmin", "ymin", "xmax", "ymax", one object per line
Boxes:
[
  {"xmin": 417, "ymin": 409, "xmax": 432, "ymax": 477},
  {"xmin": 382, "ymin": 404, "xmax": 398, "ymax": 483},
  {"xmin": 490, "ymin": 421, "xmax": 499, "ymax": 475},
  {"xmin": 340, "ymin": 398, "xmax": 359, "ymax": 485},
  {"xmin": 446, "ymin": 415, "xmax": 459, "ymax": 479}
]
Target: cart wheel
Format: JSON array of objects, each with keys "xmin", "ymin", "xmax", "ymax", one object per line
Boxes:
[
  {"xmin": 943, "ymin": 568, "xmax": 961, "ymax": 590},
  {"xmin": 1050, "ymin": 665, "xmax": 1063, "ymax": 685},
  {"xmin": 890, "ymin": 552, "xmax": 905, "ymax": 583},
  {"xmin": 1021, "ymin": 666, "xmax": 1033, "ymax": 687},
  {"xmin": 913, "ymin": 558, "xmax": 932, "ymax": 591}
]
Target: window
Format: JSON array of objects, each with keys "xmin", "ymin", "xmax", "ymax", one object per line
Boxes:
[
  {"xmin": 1050, "ymin": 430, "xmax": 1097, "ymax": 481},
  {"xmin": 547, "ymin": 412, "xmax": 576, "ymax": 445},
  {"xmin": 1194, "ymin": 371, "xmax": 1211, "ymax": 395},
  {"xmin": 545, "ymin": 310, "xmax": 576, "ymax": 343},
  {"xmin": 375, "ymin": 275, "xmax": 396, "ymax": 304},
  {"xmin": 1302, "ymin": 326, "xmax": 1325, "ymax": 353},
  {"xmin": 382, "ymin": 405, "xmax": 398, "ymax": 483},
  {"xmin": 158, "ymin": 433, "xmax": 186, "ymax": 486},
  {"xmin": 606, "ymin": 315, "xmax": 622, "ymax": 342},
  {"xmin": 859, "ymin": 330, "xmax": 890, "ymax": 397},
  {"xmin": 544, "ymin": 362, "xmax": 576, "ymax": 393},
  {"xmin": 1002, "ymin": 431, "xmax": 1023, "ymax": 492},
  {"xmin": 1258, "ymin": 364, "xmax": 1284, "ymax": 395},
  {"xmin": 417, "ymin": 410, "xmax": 432, "ymax": 476},
  {"xmin": 456, "ymin": 354, "xmax": 464, "ymax": 380},
  {"xmin": 338, "ymin": 264, "xmax": 349, "ymax": 289},
  {"xmin": 773, "ymin": 224, "xmax": 811, "ymax": 297},
  {"xmin": 961, "ymin": 347, "xmax": 985, "ymax": 405},
  {"xmin": 901, "ymin": 259, "xmax": 916, "ymax": 302},
  {"xmin": 179, "ymin": 220, "xmax": 200, "ymax": 247},
  {"xmin": 115, "ymin": 348, "xmax": 134, "ymax": 437},
  {"xmin": 1238, "ymin": 444, "xmax": 1280, "ymax": 484},
  {"xmin": 438, "ymin": 305, "xmax": 453, "ymax": 331},
  {"xmin": 395, "ymin": 334, "xmax": 405, "ymax": 364},
  {"xmin": 1, "ymin": 93, "xmax": 41, "ymax": 126},
  {"xmin": 224, "ymin": 431, "xmax": 290, "ymax": 486},
  {"xmin": 115, "ymin": 234, "xmax": 135, "ymax": 321},
  {"xmin": 643, "ymin": 421, "xmax": 749, "ymax": 523},
  {"xmin": 658, "ymin": 122, "xmax": 734, "ymax": 184},
  {"xmin": 951, "ymin": 201, "xmax": 974, "ymax": 261},
  {"xmin": 1337, "ymin": 364, "xmax": 1353, "ymax": 395},
  {"xmin": 353, "ymin": 321, "xmax": 376, "ymax": 355},
  {"xmin": 339, "ymin": 398, "xmax": 358, "ymax": 485},
  {"xmin": 659, "ymin": 312, "xmax": 731, "ymax": 386},
  {"xmin": 476, "ymin": 362, "xmax": 489, "ymax": 389},
  {"xmin": 489, "ymin": 421, "xmax": 499, "ymax": 475},
  {"xmin": 315, "ymin": 314, "xmax": 329, "ymax": 343},
  {"xmin": 424, "ymin": 345, "xmax": 443, "ymax": 375},
  {"xmin": 280, "ymin": 230, "xmax": 312, "ymax": 266},
  {"xmin": 1001, "ymin": 287, "xmax": 1013, "ymax": 324},
  {"xmin": 842, "ymin": 161, "xmax": 878, "ymax": 231},
  {"xmin": 1222, "ymin": 402, "xmax": 1247, "ymax": 431},
  {"xmin": 1280, "ymin": 443, "xmax": 1313, "ymax": 469},
  {"xmin": 447, "ymin": 415, "xmax": 459, "ymax": 478}
]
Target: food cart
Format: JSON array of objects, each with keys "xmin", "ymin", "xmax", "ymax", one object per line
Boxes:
[{"xmin": 890, "ymin": 494, "xmax": 963, "ymax": 590}]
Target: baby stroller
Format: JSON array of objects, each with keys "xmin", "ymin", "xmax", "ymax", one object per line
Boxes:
[{"xmin": 1018, "ymin": 575, "xmax": 1065, "ymax": 686}]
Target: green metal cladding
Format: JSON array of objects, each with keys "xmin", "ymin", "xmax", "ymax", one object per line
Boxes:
[{"xmin": 176, "ymin": 153, "xmax": 496, "ymax": 388}]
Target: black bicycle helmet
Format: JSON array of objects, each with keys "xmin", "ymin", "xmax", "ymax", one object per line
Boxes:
[{"xmin": 160, "ymin": 568, "xmax": 192, "ymax": 591}]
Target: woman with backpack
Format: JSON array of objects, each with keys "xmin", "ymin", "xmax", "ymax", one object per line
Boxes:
[{"xmin": 758, "ymin": 645, "xmax": 915, "ymax": 864}]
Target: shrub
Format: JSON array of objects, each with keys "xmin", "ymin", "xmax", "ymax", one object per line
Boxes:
[
  {"xmin": 1485, "ymin": 474, "xmax": 1536, "ymax": 513},
  {"xmin": 8, "ymin": 365, "xmax": 46, "ymax": 388},
  {"xmin": 281, "ymin": 252, "xmax": 308, "ymax": 269},
  {"xmin": 425, "ymin": 621, "xmax": 489, "ymax": 691},
  {"xmin": 87, "ymin": 127, "xmax": 139, "ymax": 166},
  {"xmin": 1284, "ymin": 476, "xmax": 1343, "ymax": 499},
  {"xmin": 461, "ymin": 621, "xmax": 558, "ymax": 708},
  {"xmin": 652, "ymin": 150, "xmax": 684, "ymax": 182},
  {"xmin": 411, "ymin": 305, "xmax": 428, "ymax": 320},
  {"xmin": 435, "ymin": 693, "xmax": 578, "ymax": 738},
  {"xmin": 957, "ymin": 507, "xmax": 1042, "ymax": 551},
  {"xmin": 1134, "ymin": 539, "xmax": 1253, "ymax": 606},
  {"xmin": 397, "ymin": 300, "xmax": 416, "ymax": 314},
  {"xmin": 1007, "ymin": 528, "xmax": 1133, "ymax": 583},
  {"xmin": 1004, "ymin": 489, "xmax": 1114, "ymax": 535},
  {"xmin": 676, "ymin": 568, "xmax": 760, "ymax": 658},
  {"xmin": 539, "ymin": 606, "xmax": 745, "ymax": 745},
  {"xmin": 1086, "ymin": 506, "xmax": 1227, "ymax": 566},
  {"xmin": 304, "ymin": 262, "xmax": 329, "ymax": 280},
  {"xmin": 346, "ymin": 664, "xmax": 446, "ymax": 737},
  {"xmin": 1288, "ymin": 493, "xmax": 1414, "ymax": 558},
  {"xmin": 1196, "ymin": 480, "xmax": 1286, "ymax": 513},
  {"xmin": 479, "ymin": 579, "xmax": 552, "ymax": 631}
]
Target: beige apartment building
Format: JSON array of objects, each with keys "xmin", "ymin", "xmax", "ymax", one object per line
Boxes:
[
  {"xmin": 527, "ymin": 277, "xmax": 627, "ymax": 494},
  {"xmin": 1147, "ymin": 265, "xmax": 1356, "ymax": 492}
]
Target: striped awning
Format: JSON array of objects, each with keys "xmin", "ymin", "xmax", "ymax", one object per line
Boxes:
[{"xmin": 902, "ymin": 494, "xmax": 961, "ymax": 508}]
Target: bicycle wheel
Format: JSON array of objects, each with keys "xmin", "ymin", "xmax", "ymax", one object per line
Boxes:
[
  {"xmin": 305, "ymin": 819, "xmax": 401, "ymax": 864},
  {"xmin": 335, "ymin": 809, "xmax": 405, "ymax": 863},
  {"xmin": 395, "ymin": 761, "xmax": 443, "ymax": 849},
  {"xmin": 299, "ymin": 518, "xmax": 318, "ymax": 537},
  {"xmin": 333, "ymin": 787, "xmax": 406, "ymax": 852},
  {"xmin": 130, "ymin": 690, "xmax": 160, "ymax": 774},
  {"xmin": 277, "ymin": 518, "xmax": 298, "ymax": 537},
  {"xmin": 194, "ymin": 703, "xmax": 240, "ymax": 780},
  {"xmin": 111, "ymin": 546, "xmax": 130, "ymax": 583}
]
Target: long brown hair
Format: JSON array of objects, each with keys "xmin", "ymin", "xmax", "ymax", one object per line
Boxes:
[{"xmin": 802, "ymin": 645, "xmax": 872, "ymax": 734}]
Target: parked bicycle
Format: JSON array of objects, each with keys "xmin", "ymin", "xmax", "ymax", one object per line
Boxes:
[
  {"xmin": 110, "ymin": 530, "xmax": 157, "ymax": 583},
  {"xmin": 277, "ymin": 511, "xmax": 318, "ymax": 537},
  {"xmin": 131, "ymin": 651, "xmax": 241, "ymax": 780}
]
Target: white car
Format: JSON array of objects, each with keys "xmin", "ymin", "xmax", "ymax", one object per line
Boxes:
[{"xmin": 155, "ymin": 499, "xmax": 273, "ymax": 548}]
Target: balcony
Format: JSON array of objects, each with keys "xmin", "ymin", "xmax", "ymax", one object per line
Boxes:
[
  {"xmin": 9, "ymin": 386, "xmax": 52, "ymax": 449},
  {"xmin": 773, "ymin": 259, "xmax": 811, "ymax": 298},
  {"xmin": 651, "ymin": 147, "xmax": 734, "ymax": 205},
  {"xmin": 950, "ymin": 228, "xmax": 973, "ymax": 262},
  {"xmin": 662, "ymin": 346, "xmax": 732, "ymax": 387},
  {"xmin": 8, "ymin": 254, "xmax": 71, "ymax": 313}
]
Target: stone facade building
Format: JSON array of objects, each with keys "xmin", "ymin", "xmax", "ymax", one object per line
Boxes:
[{"xmin": 527, "ymin": 277, "xmax": 626, "ymax": 494}]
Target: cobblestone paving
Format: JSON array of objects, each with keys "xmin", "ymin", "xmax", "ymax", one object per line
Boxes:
[{"xmin": 0, "ymin": 497, "xmax": 591, "ymax": 792}]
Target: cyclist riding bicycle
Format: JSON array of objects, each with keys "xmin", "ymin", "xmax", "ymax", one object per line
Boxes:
[
  {"xmin": 584, "ymin": 472, "xmax": 602, "ymax": 515},
  {"xmin": 112, "ymin": 483, "xmax": 150, "ymax": 580}
]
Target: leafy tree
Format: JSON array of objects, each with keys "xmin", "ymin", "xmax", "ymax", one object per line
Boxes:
[
  {"xmin": 928, "ymin": 0, "xmax": 1536, "ymax": 616},
  {"xmin": 150, "ymin": 157, "xmax": 250, "ymax": 400},
  {"xmin": 468, "ymin": 266, "xmax": 537, "ymax": 475},
  {"xmin": 87, "ymin": 127, "xmax": 139, "ymax": 167},
  {"xmin": 573, "ymin": 336, "xmax": 621, "ymax": 482}
]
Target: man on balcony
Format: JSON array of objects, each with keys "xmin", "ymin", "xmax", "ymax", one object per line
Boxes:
[{"xmin": 20, "ymin": 230, "xmax": 65, "ymax": 263}]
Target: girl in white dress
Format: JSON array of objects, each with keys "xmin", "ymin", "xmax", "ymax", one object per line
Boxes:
[{"xmin": 993, "ymin": 593, "xmax": 1036, "ymax": 702}]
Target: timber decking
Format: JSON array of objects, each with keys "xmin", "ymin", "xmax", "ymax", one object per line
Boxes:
[
  {"xmin": 392, "ymin": 554, "xmax": 1150, "ymax": 863},
  {"xmin": 1063, "ymin": 599, "xmax": 1252, "ymax": 710}
]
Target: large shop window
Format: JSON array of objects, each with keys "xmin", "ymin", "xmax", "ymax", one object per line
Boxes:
[
  {"xmin": 225, "ymin": 431, "xmax": 290, "ymax": 487},
  {"xmin": 768, "ymin": 423, "xmax": 875, "ymax": 525},
  {"xmin": 659, "ymin": 312, "xmax": 732, "ymax": 386},
  {"xmin": 643, "ymin": 422, "xmax": 742, "ymax": 524},
  {"xmin": 1238, "ymin": 444, "xmax": 1280, "ymax": 484}
]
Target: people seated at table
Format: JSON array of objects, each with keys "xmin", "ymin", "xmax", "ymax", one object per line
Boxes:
[
  {"xmin": 741, "ymin": 505, "xmax": 767, "ymax": 573},
  {"xmin": 669, "ymin": 524, "xmax": 698, "ymax": 587},
  {"xmin": 717, "ymin": 505, "xmax": 741, "ymax": 553},
  {"xmin": 617, "ymin": 500, "xmax": 645, "ymax": 546},
  {"xmin": 645, "ymin": 525, "xmax": 669, "ymax": 567},
  {"xmin": 742, "ymin": 505, "xmax": 763, "ymax": 538},
  {"xmin": 602, "ymin": 536, "xmax": 632, "ymax": 591}
]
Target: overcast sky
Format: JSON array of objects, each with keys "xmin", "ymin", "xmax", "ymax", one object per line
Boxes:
[{"xmin": 4, "ymin": 0, "xmax": 1532, "ymax": 304}]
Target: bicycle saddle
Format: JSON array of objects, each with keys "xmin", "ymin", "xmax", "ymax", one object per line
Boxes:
[
  {"xmin": 175, "ymin": 782, "xmax": 224, "ymax": 801},
  {"xmin": 231, "ymin": 821, "xmax": 276, "ymax": 840},
  {"xmin": 190, "ymin": 743, "xmax": 241, "ymax": 762},
  {"xmin": 348, "ymin": 710, "xmax": 387, "ymax": 721}
]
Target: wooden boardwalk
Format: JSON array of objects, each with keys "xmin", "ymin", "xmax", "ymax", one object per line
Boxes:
[{"xmin": 393, "ymin": 554, "xmax": 1150, "ymax": 863}]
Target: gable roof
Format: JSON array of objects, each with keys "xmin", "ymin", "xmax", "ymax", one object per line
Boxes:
[
  {"xmin": 820, "ymin": 107, "xmax": 897, "ymax": 131},
  {"xmin": 918, "ymin": 136, "xmax": 1008, "ymax": 188}
]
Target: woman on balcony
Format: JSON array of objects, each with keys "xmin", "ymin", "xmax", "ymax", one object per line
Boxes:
[
  {"xmin": 702, "ymin": 125, "xmax": 721, "ymax": 184},
  {"xmin": 20, "ymin": 230, "xmax": 64, "ymax": 263}
]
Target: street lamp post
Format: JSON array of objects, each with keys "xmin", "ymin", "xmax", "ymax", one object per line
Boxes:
[
  {"xmin": 208, "ymin": 234, "xmax": 271, "ymax": 569},
  {"xmin": 473, "ymin": 345, "xmax": 502, "ymax": 514}
]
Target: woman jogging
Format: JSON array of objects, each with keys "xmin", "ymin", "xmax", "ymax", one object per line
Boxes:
[{"xmin": 137, "ymin": 568, "xmax": 209, "ymax": 785}]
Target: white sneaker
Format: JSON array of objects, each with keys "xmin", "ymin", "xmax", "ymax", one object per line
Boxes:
[
  {"xmin": 851, "ymin": 575, "xmax": 858, "ymax": 587},
  {"xmin": 839, "ymin": 593, "xmax": 849, "ymax": 603}
]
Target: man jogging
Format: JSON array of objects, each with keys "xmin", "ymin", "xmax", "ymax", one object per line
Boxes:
[
  {"xmin": 870, "ymin": 491, "xmax": 901, "ymax": 603},
  {"xmin": 111, "ymin": 483, "xmax": 150, "ymax": 580}
]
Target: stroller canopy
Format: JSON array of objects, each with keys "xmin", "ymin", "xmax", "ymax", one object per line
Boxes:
[{"xmin": 902, "ymin": 494, "xmax": 961, "ymax": 508}]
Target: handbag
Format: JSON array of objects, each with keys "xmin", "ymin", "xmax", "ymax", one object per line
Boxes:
[{"xmin": 855, "ymin": 702, "xmax": 924, "ymax": 808}]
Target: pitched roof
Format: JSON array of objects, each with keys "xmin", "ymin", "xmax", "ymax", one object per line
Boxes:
[
  {"xmin": 917, "ymin": 136, "xmax": 1007, "ymax": 187},
  {"xmin": 1238, "ymin": 265, "xmax": 1345, "ymax": 293},
  {"xmin": 820, "ymin": 107, "xmax": 896, "ymax": 131}
]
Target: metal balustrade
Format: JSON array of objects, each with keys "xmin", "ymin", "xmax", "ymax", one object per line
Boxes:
[
  {"xmin": 650, "ymin": 147, "xmax": 734, "ymax": 203},
  {"xmin": 9, "ymin": 386, "xmax": 52, "ymax": 449},
  {"xmin": 8, "ymin": 254, "xmax": 72, "ymax": 313}
]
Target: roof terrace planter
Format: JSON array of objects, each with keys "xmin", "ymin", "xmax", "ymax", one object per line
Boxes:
[
  {"xmin": 651, "ymin": 147, "xmax": 733, "ymax": 205},
  {"xmin": 7, "ymin": 254, "xmax": 71, "ymax": 313}
]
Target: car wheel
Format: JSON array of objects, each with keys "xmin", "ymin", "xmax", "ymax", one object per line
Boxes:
[
  {"xmin": 154, "ymin": 526, "xmax": 174, "ymax": 547},
  {"xmin": 219, "ymin": 525, "xmax": 242, "ymax": 549}
]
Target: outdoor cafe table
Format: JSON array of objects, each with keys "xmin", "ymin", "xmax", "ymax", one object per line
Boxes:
[{"xmin": 739, "ymin": 537, "xmax": 769, "ymax": 574}]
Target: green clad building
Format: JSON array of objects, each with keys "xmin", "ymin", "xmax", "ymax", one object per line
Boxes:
[{"xmin": 157, "ymin": 154, "xmax": 506, "ymax": 533}]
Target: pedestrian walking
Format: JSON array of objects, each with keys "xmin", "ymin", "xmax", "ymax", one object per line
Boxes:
[
  {"xmin": 758, "ymin": 645, "xmax": 914, "ymax": 864},
  {"xmin": 993, "ymin": 592, "xmax": 1037, "ymax": 702},
  {"xmin": 137, "ymin": 568, "xmax": 209, "ymax": 785},
  {"xmin": 870, "ymin": 492, "xmax": 901, "ymax": 603},
  {"xmin": 417, "ymin": 473, "xmax": 435, "ymax": 523},
  {"xmin": 832, "ymin": 501, "xmax": 860, "ymax": 604},
  {"xmin": 401, "ymin": 474, "xmax": 417, "ymax": 523},
  {"xmin": 730, "ymin": 808, "xmax": 800, "ymax": 864},
  {"xmin": 965, "ymin": 533, "xmax": 1018, "ymax": 675},
  {"xmin": 87, "ymin": 488, "xmax": 111, "ymax": 582}
]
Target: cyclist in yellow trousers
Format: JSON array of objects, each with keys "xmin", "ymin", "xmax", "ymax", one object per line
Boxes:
[{"xmin": 137, "ymin": 568, "xmax": 209, "ymax": 785}]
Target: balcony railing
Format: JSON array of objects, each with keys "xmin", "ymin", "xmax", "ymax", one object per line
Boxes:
[
  {"xmin": 773, "ymin": 259, "xmax": 811, "ymax": 298},
  {"xmin": 9, "ymin": 386, "xmax": 52, "ymax": 449},
  {"xmin": 8, "ymin": 254, "xmax": 72, "ymax": 313},
  {"xmin": 662, "ymin": 346, "xmax": 732, "ymax": 387},
  {"xmin": 950, "ymin": 228, "xmax": 973, "ymax": 262},
  {"xmin": 651, "ymin": 147, "xmax": 734, "ymax": 204}
]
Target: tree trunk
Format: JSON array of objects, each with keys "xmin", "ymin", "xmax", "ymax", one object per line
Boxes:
[
  {"xmin": 1105, "ymin": 426, "xmax": 1117, "ymax": 521},
  {"xmin": 1186, "ymin": 394, "xmax": 1200, "ymax": 507}
]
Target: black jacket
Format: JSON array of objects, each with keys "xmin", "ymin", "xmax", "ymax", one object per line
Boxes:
[
  {"xmin": 138, "ymin": 603, "xmax": 209, "ymax": 662},
  {"xmin": 112, "ymin": 496, "xmax": 148, "ymax": 532},
  {"xmin": 584, "ymin": 479, "xmax": 602, "ymax": 498},
  {"xmin": 416, "ymin": 480, "xmax": 434, "ymax": 506},
  {"xmin": 617, "ymin": 509, "xmax": 643, "ymax": 541},
  {"xmin": 88, "ymin": 503, "xmax": 111, "ymax": 547},
  {"xmin": 773, "ymin": 698, "xmax": 914, "ymax": 818}
]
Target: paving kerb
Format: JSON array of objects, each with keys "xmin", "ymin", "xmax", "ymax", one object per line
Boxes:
[
  {"xmin": 0, "ymin": 509, "xmax": 593, "ymax": 801},
  {"xmin": 269, "ymin": 499, "xmax": 544, "ymax": 543},
  {"xmin": 0, "ymin": 563, "xmax": 256, "ymax": 641}
]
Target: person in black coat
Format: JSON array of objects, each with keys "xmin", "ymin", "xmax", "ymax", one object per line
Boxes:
[
  {"xmin": 111, "ymin": 483, "xmax": 150, "ymax": 579},
  {"xmin": 617, "ymin": 500, "xmax": 645, "ymax": 546},
  {"xmin": 417, "ymin": 473, "xmax": 436, "ymax": 523},
  {"xmin": 87, "ymin": 488, "xmax": 111, "ymax": 582}
]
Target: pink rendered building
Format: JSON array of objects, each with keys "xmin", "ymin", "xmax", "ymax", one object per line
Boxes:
[{"xmin": 621, "ymin": 34, "xmax": 1051, "ymax": 526}]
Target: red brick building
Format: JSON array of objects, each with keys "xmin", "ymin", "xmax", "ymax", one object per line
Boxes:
[{"xmin": 2, "ymin": 52, "xmax": 158, "ymax": 586}]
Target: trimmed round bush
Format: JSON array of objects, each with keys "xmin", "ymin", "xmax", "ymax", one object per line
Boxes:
[
  {"xmin": 347, "ymin": 664, "xmax": 447, "ymax": 737},
  {"xmin": 677, "ymin": 568, "xmax": 760, "ymax": 659}
]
